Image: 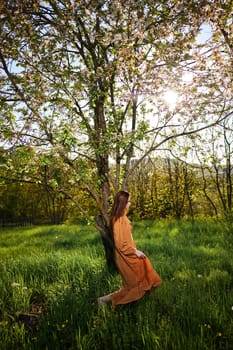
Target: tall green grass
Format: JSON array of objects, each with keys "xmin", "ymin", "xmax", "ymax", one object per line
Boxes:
[{"xmin": 0, "ymin": 219, "xmax": 232, "ymax": 349}]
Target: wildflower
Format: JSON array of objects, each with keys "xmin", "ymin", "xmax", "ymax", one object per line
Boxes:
[
  {"xmin": 204, "ymin": 323, "xmax": 211, "ymax": 329},
  {"xmin": 231, "ymin": 306, "xmax": 233, "ymax": 311},
  {"xmin": 217, "ymin": 332, "xmax": 222, "ymax": 337},
  {"xmin": 197, "ymin": 274, "xmax": 202, "ymax": 278}
]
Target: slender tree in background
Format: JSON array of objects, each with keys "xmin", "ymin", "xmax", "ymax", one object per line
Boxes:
[{"xmin": 0, "ymin": 1, "xmax": 232, "ymax": 238}]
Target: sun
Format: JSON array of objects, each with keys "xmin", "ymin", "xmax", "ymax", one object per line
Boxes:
[{"xmin": 163, "ymin": 89, "xmax": 178, "ymax": 110}]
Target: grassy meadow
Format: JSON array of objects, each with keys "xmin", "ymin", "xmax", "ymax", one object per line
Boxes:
[{"xmin": 0, "ymin": 219, "xmax": 232, "ymax": 350}]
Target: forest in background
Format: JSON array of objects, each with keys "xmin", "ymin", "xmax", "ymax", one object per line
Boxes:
[{"xmin": 0, "ymin": 153, "xmax": 232, "ymax": 224}]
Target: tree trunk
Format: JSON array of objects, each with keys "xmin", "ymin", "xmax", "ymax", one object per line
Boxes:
[{"xmin": 94, "ymin": 215, "xmax": 117, "ymax": 272}]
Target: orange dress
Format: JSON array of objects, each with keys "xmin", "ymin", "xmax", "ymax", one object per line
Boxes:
[{"xmin": 110, "ymin": 214, "xmax": 162, "ymax": 308}]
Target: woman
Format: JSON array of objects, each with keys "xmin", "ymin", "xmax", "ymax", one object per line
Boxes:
[{"xmin": 98, "ymin": 190, "xmax": 162, "ymax": 308}]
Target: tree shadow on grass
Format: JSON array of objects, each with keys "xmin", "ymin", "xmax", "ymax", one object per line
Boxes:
[{"xmin": 26, "ymin": 274, "xmax": 101, "ymax": 348}]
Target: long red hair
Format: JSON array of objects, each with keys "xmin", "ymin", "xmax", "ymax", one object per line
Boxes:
[{"xmin": 110, "ymin": 191, "xmax": 129, "ymax": 230}]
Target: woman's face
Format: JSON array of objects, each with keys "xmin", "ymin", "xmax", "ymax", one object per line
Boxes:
[{"xmin": 125, "ymin": 196, "xmax": 131, "ymax": 210}]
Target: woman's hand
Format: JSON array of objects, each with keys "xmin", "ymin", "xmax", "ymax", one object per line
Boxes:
[{"xmin": 136, "ymin": 249, "xmax": 146, "ymax": 259}]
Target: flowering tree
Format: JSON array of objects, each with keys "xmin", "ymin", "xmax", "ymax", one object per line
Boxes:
[{"xmin": 0, "ymin": 0, "xmax": 232, "ymax": 229}]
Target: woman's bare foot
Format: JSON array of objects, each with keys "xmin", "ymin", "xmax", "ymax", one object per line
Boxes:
[
  {"xmin": 97, "ymin": 295, "xmax": 111, "ymax": 307},
  {"xmin": 97, "ymin": 297, "xmax": 105, "ymax": 307}
]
